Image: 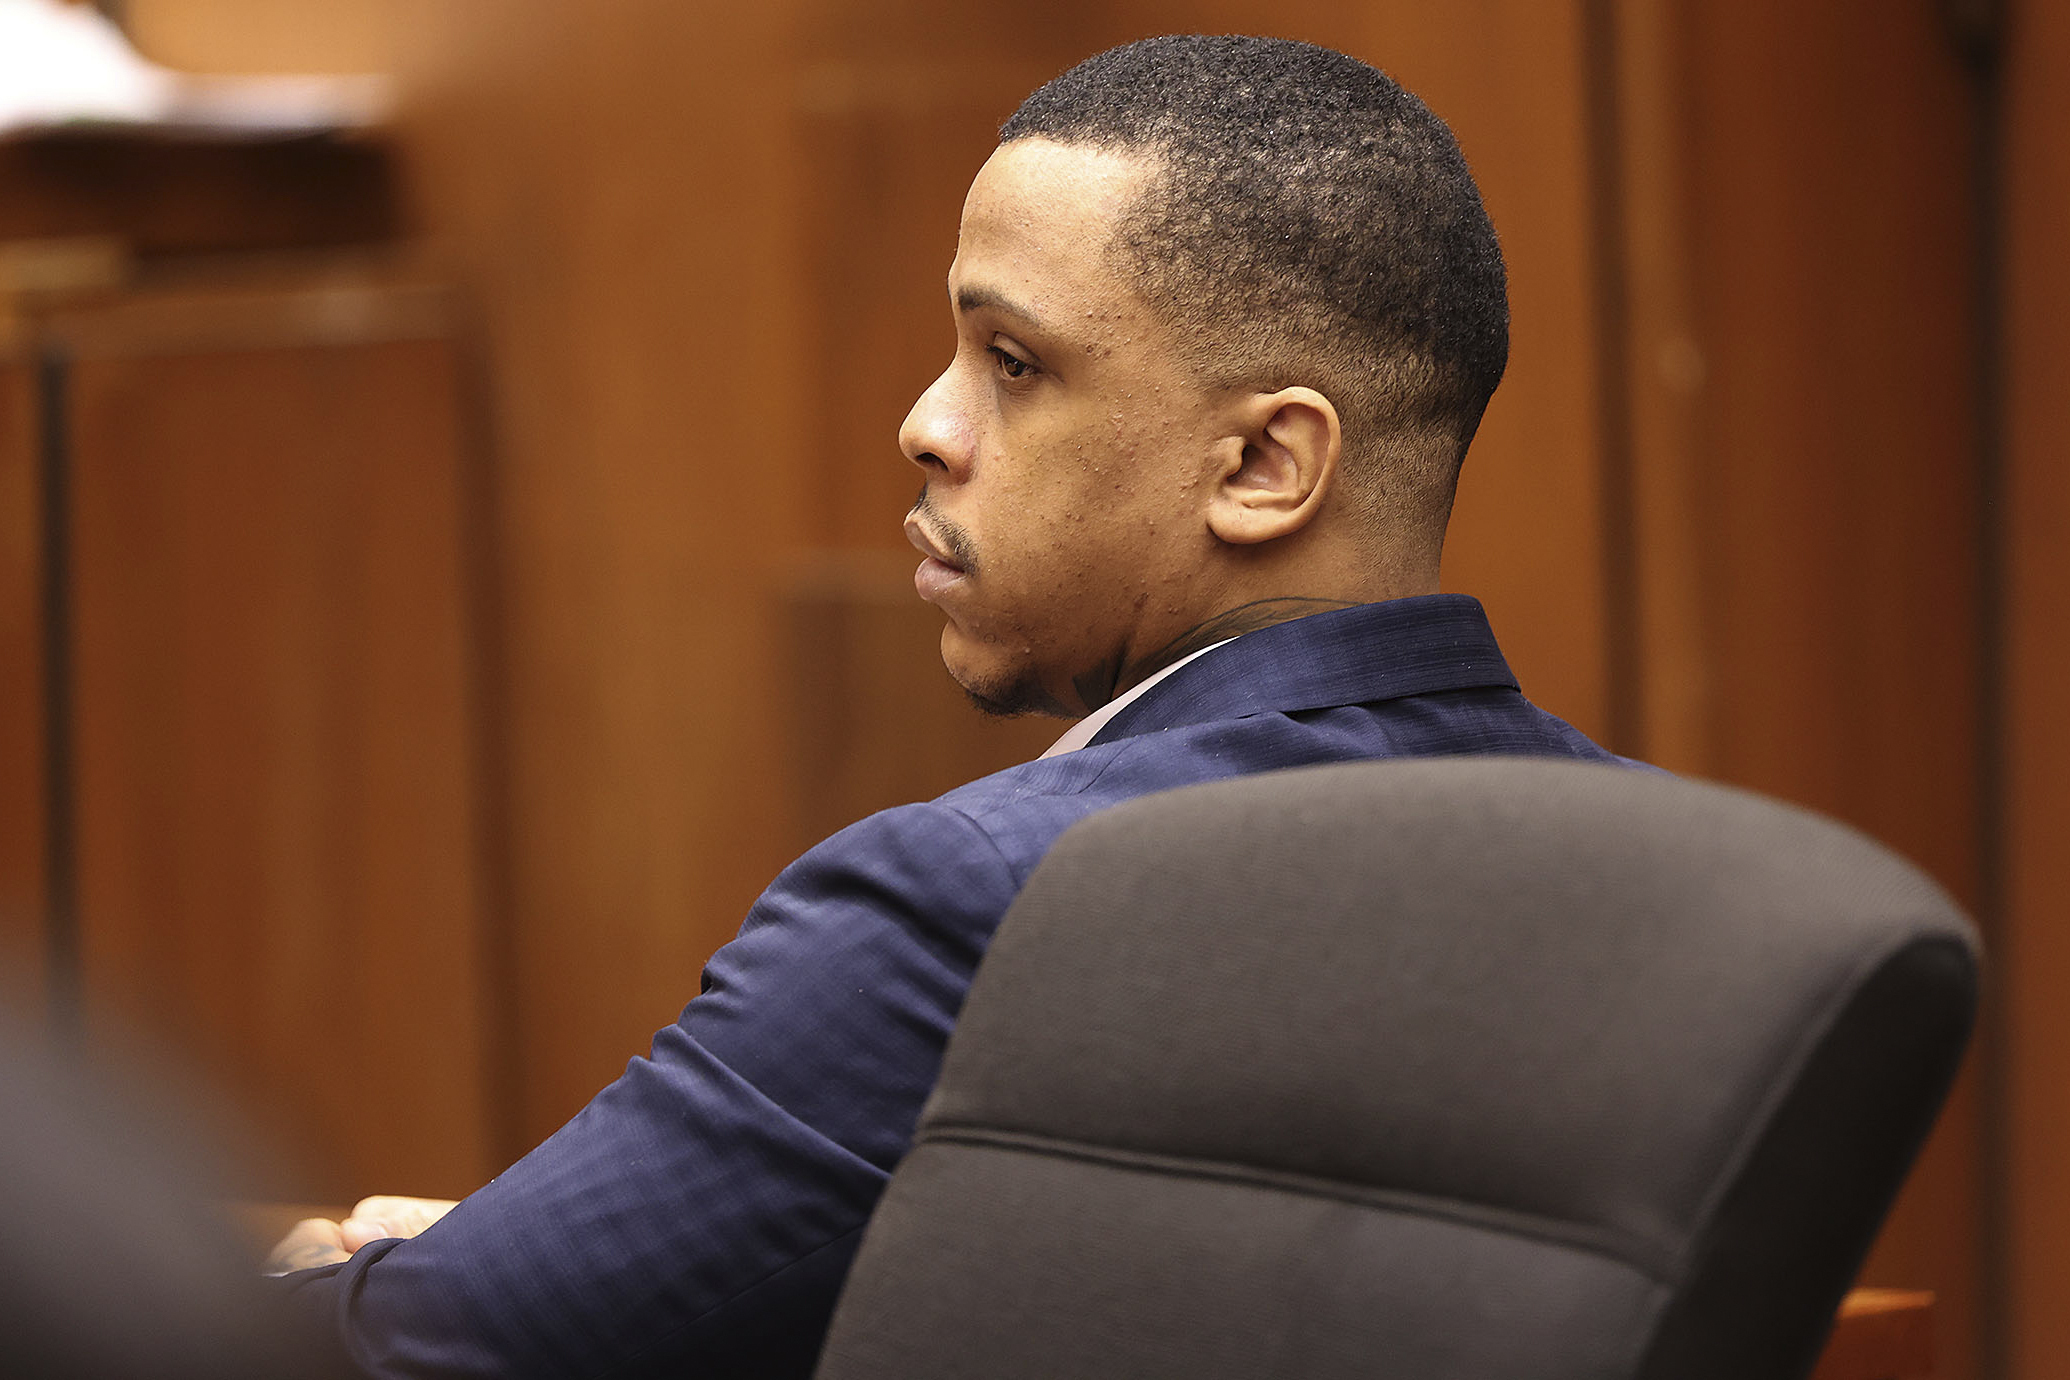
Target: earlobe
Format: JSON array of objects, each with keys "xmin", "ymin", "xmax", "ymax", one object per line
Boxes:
[{"xmin": 1206, "ymin": 388, "xmax": 1342, "ymax": 546}]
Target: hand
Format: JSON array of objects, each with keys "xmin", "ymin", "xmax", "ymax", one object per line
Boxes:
[
  {"xmin": 264, "ymin": 1216, "xmax": 350, "ymax": 1274},
  {"xmin": 263, "ymin": 1194, "xmax": 459, "ymax": 1274},
  {"xmin": 338, "ymin": 1194, "xmax": 460, "ymax": 1251}
]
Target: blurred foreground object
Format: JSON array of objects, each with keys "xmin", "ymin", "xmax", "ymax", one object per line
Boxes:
[
  {"xmin": 817, "ymin": 759, "xmax": 1976, "ymax": 1380},
  {"xmin": 0, "ymin": 996, "xmax": 341, "ymax": 1379}
]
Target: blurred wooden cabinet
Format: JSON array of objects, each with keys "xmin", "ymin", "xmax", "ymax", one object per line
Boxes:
[{"xmin": 0, "ymin": 130, "xmax": 502, "ymax": 1200}]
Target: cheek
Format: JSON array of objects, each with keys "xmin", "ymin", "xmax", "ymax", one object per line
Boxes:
[{"xmin": 979, "ymin": 412, "xmax": 1199, "ymax": 604}]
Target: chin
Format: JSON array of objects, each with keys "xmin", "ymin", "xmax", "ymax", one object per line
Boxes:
[
  {"xmin": 961, "ymin": 683, "xmax": 1060, "ymax": 719},
  {"xmin": 943, "ymin": 641, "xmax": 1071, "ymax": 720}
]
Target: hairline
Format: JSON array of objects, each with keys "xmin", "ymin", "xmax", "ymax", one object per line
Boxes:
[{"xmin": 997, "ymin": 129, "xmax": 1452, "ymax": 451}]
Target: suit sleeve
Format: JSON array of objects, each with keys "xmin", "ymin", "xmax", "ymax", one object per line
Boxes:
[{"xmin": 276, "ymin": 802, "xmax": 1019, "ymax": 1380}]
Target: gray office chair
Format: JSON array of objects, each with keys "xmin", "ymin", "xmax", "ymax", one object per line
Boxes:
[{"xmin": 812, "ymin": 758, "xmax": 1977, "ymax": 1380}]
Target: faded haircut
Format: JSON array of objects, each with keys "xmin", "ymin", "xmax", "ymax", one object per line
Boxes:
[{"xmin": 1000, "ymin": 35, "xmax": 1509, "ymax": 534}]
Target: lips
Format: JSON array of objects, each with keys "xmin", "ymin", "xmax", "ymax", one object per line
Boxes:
[
  {"xmin": 904, "ymin": 515, "xmax": 963, "ymax": 570},
  {"xmin": 905, "ymin": 515, "xmax": 967, "ymax": 603}
]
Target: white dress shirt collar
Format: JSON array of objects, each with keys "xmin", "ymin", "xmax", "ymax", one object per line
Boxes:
[{"xmin": 1039, "ymin": 638, "xmax": 1240, "ymax": 758}]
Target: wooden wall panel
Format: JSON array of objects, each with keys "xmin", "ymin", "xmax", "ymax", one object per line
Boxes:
[
  {"xmin": 1347, "ymin": 3, "xmax": 1615, "ymax": 746},
  {"xmin": 53, "ymin": 290, "xmax": 495, "ymax": 1200},
  {"xmin": 0, "ymin": 345, "xmax": 46, "ymax": 1008},
  {"xmin": 1684, "ymin": 1, "xmax": 1982, "ymax": 858},
  {"xmin": 388, "ymin": 3, "xmax": 816, "ymax": 1148},
  {"xmin": 1609, "ymin": 0, "xmax": 1711, "ymax": 770},
  {"xmin": 783, "ymin": 556, "xmax": 1059, "ymax": 843},
  {"xmin": 2002, "ymin": 0, "xmax": 2070, "ymax": 1374},
  {"xmin": 783, "ymin": 50, "xmax": 1096, "ymax": 814},
  {"xmin": 790, "ymin": 64, "xmax": 1049, "ymax": 552},
  {"xmin": 1617, "ymin": 2, "xmax": 1987, "ymax": 1374}
]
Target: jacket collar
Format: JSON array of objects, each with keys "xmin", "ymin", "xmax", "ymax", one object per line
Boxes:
[{"xmin": 1090, "ymin": 594, "xmax": 1518, "ymax": 748}]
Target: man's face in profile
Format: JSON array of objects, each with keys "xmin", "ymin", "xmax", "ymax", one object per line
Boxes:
[{"xmin": 900, "ymin": 138, "xmax": 1237, "ymax": 719}]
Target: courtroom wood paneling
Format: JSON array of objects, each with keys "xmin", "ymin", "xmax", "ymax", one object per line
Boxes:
[
  {"xmin": 1365, "ymin": 3, "xmax": 1615, "ymax": 744},
  {"xmin": 52, "ymin": 287, "xmax": 496, "ymax": 1200},
  {"xmin": 790, "ymin": 63, "xmax": 1052, "ymax": 552},
  {"xmin": 1615, "ymin": 3, "xmax": 1987, "ymax": 1374},
  {"xmin": 1607, "ymin": 0, "xmax": 1711, "ymax": 769},
  {"xmin": 784, "ymin": 555, "xmax": 1059, "ymax": 845},
  {"xmin": 2001, "ymin": 2, "xmax": 2070, "ymax": 1375},
  {"xmin": 391, "ymin": 3, "xmax": 818, "ymax": 1146},
  {"xmin": 0, "ymin": 345, "xmax": 47, "ymax": 1008},
  {"xmin": 1683, "ymin": 1, "xmax": 1982, "ymax": 861}
]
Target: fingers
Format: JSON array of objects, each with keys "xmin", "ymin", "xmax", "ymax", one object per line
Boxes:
[
  {"xmin": 265, "ymin": 1217, "xmax": 350, "ymax": 1274},
  {"xmin": 265, "ymin": 1194, "xmax": 463, "ymax": 1269},
  {"xmin": 340, "ymin": 1194, "xmax": 461, "ymax": 1251},
  {"xmin": 338, "ymin": 1216, "xmax": 388, "ymax": 1252}
]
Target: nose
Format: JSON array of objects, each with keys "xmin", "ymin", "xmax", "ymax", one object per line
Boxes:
[{"xmin": 899, "ymin": 364, "xmax": 971, "ymax": 481}]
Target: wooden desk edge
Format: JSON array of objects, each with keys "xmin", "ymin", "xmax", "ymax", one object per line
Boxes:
[{"xmin": 1813, "ymin": 1288, "xmax": 1936, "ymax": 1380}]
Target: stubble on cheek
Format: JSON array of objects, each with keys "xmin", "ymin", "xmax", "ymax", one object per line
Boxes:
[
  {"xmin": 944, "ymin": 541, "xmax": 1098, "ymax": 721},
  {"xmin": 950, "ymin": 613, "xmax": 1072, "ymax": 717}
]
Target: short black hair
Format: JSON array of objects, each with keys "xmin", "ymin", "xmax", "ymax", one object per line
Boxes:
[{"xmin": 1001, "ymin": 35, "xmax": 1508, "ymax": 531}]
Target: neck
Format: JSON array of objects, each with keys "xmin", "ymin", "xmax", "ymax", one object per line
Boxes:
[{"xmin": 1080, "ymin": 595, "xmax": 1363, "ymax": 708}]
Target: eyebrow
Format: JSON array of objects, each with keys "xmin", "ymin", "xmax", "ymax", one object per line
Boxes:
[{"xmin": 953, "ymin": 283, "xmax": 1048, "ymax": 334}]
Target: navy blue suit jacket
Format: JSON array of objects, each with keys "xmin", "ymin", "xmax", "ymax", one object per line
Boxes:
[{"xmin": 284, "ymin": 596, "xmax": 1630, "ymax": 1377}]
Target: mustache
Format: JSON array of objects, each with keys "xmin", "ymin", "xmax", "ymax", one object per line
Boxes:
[{"xmin": 909, "ymin": 487, "xmax": 979, "ymax": 572}]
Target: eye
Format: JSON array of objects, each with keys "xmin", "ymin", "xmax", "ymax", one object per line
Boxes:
[{"xmin": 988, "ymin": 344, "xmax": 1036, "ymax": 380}]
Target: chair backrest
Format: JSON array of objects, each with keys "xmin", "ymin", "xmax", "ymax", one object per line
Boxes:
[{"xmin": 811, "ymin": 758, "xmax": 1978, "ymax": 1380}]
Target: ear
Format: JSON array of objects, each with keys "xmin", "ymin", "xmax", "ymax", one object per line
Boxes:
[{"xmin": 1206, "ymin": 387, "xmax": 1343, "ymax": 546}]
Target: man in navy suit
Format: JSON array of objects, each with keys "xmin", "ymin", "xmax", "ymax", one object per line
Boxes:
[{"xmin": 272, "ymin": 34, "xmax": 1630, "ymax": 1378}]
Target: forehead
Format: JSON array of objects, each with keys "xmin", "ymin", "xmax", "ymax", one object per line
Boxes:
[{"xmin": 951, "ymin": 138, "xmax": 1155, "ymax": 318}]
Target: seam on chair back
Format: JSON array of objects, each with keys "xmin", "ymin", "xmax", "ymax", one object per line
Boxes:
[{"xmin": 917, "ymin": 1124, "xmax": 1681, "ymax": 1284}]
